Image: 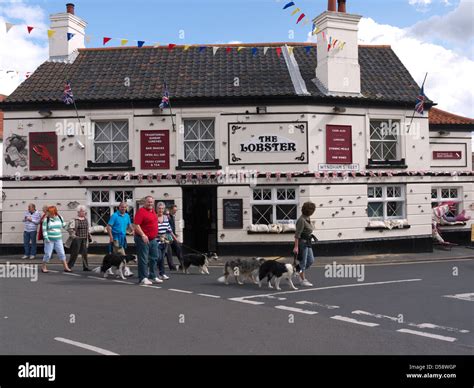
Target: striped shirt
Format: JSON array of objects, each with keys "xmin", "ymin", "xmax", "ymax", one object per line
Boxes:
[
  {"xmin": 42, "ymin": 216, "xmax": 65, "ymax": 241},
  {"xmin": 157, "ymin": 216, "xmax": 172, "ymax": 244},
  {"xmin": 23, "ymin": 210, "xmax": 41, "ymax": 232}
]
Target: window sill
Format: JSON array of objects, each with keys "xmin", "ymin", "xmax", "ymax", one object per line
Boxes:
[
  {"xmin": 365, "ymin": 225, "xmax": 411, "ymax": 231},
  {"xmin": 86, "ymin": 160, "xmax": 134, "ymax": 171},
  {"xmin": 247, "ymin": 230, "xmax": 295, "ymax": 234},
  {"xmin": 176, "ymin": 159, "xmax": 221, "ymax": 170},
  {"xmin": 366, "ymin": 159, "xmax": 407, "ymax": 169},
  {"xmin": 439, "ymin": 222, "xmax": 466, "ymax": 227}
]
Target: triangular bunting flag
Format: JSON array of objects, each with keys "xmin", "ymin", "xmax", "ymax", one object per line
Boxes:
[
  {"xmin": 283, "ymin": 2, "xmax": 295, "ymax": 10},
  {"xmin": 67, "ymin": 33, "xmax": 75, "ymax": 41},
  {"xmin": 47, "ymin": 29, "xmax": 56, "ymax": 38},
  {"xmin": 276, "ymin": 47, "xmax": 282, "ymax": 57},
  {"xmin": 312, "ymin": 27, "xmax": 320, "ymax": 35},
  {"xmin": 237, "ymin": 46, "xmax": 244, "ymax": 52},
  {"xmin": 103, "ymin": 37, "xmax": 112, "ymax": 45},
  {"xmin": 263, "ymin": 47, "xmax": 269, "ymax": 55},
  {"xmin": 212, "ymin": 46, "xmax": 219, "ymax": 55},
  {"xmin": 121, "ymin": 39, "xmax": 128, "ymax": 46},
  {"xmin": 27, "ymin": 26, "xmax": 34, "ymax": 34},
  {"xmin": 251, "ymin": 47, "xmax": 258, "ymax": 56},
  {"xmin": 291, "ymin": 7, "xmax": 300, "ymax": 16},
  {"xmin": 199, "ymin": 46, "xmax": 206, "ymax": 52},
  {"xmin": 153, "ymin": 42, "xmax": 161, "ymax": 48},
  {"xmin": 168, "ymin": 43, "xmax": 176, "ymax": 51},
  {"xmin": 137, "ymin": 41, "xmax": 145, "ymax": 48},
  {"xmin": 287, "ymin": 46, "xmax": 294, "ymax": 55},
  {"xmin": 332, "ymin": 39, "xmax": 338, "ymax": 48},
  {"xmin": 296, "ymin": 13, "xmax": 305, "ymax": 24},
  {"xmin": 226, "ymin": 47, "xmax": 232, "ymax": 53},
  {"xmin": 184, "ymin": 45, "xmax": 191, "ymax": 51},
  {"xmin": 6, "ymin": 22, "xmax": 15, "ymax": 33},
  {"xmin": 305, "ymin": 46, "xmax": 311, "ymax": 54}
]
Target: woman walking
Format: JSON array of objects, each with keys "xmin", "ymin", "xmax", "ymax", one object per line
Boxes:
[
  {"xmin": 41, "ymin": 206, "xmax": 71, "ymax": 273},
  {"xmin": 66, "ymin": 205, "xmax": 92, "ymax": 271},
  {"xmin": 293, "ymin": 201, "xmax": 317, "ymax": 287},
  {"xmin": 156, "ymin": 202, "xmax": 178, "ymax": 280}
]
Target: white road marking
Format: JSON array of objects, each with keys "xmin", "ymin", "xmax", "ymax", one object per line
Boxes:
[
  {"xmin": 396, "ymin": 329, "xmax": 457, "ymax": 342},
  {"xmin": 352, "ymin": 310, "xmax": 401, "ymax": 322},
  {"xmin": 140, "ymin": 285, "xmax": 162, "ymax": 289},
  {"xmin": 444, "ymin": 293, "xmax": 474, "ymax": 302},
  {"xmin": 112, "ymin": 280, "xmax": 133, "ymax": 285},
  {"xmin": 275, "ymin": 305, "xmax": 318, "ymax": 315},
  {"xmin": 48, "ymin": 270, "xmax": 59, "ymax": 273},
  {"xmin": 169, "ymin": 288, "xmax": 193, "ymax": 294},
  {"xmin": 62, "ymin": 272, "xmax": 81, "ymax": 277},
  {"xmin": 54, "ymin": 337, "xmax": 119, "ymax": 355},
  {"xmin": 297, "ymin": 301, "xmax": 339, "ymax": 309},
  {"xmin": 87, "ymin": 276, "xmax": 106, "ymax": 281},
  {"xmin": 408, "ymin": 323, "xmax": 469, "ymax": 334},
  {"xmin": 234, "ymin": 279, "xmax": 422, "ymax": 300},
  {"xmin": 228, "ymin": 298, "xmax": 265, "ymax": 305},
  {"xmin": 258, "ymin": 295, "xmax": 287, "ymax": 301},
  {"xmin": 331, "ymin": 315, "xmax": 379, "ymax": 327},
  {"xmin": 197, "ymin": 293, "xmax": 221, "ymax": 299}
]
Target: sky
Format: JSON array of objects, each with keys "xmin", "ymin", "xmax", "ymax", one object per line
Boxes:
[{"xmin": 0, "ymin": 0, "xmax": 473, "ymax": 119}]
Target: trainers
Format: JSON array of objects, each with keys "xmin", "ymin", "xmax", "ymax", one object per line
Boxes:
[
  {"xmin": 21, "ymin": 255, "xmax": 28, "ymax": 259},
  {"xmin": 160, "ymin": 274, "xmax": 170, "ymax": 280},
  {"xmin": 140, "ymin": 278, "xmax": 153, "ymax": 285},
  {"xmin": 153, "ymin": 277, "xmax": 164, "ymax": 284},
  {"xmin": 301, "ymin": 279, "xmax": 313, "ymax": 287},
  {"xmin": 29, "ymin": 255, "xmax": 35, "ymax": 260}
]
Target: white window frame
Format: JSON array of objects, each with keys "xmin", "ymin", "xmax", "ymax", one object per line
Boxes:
[
  {"xmin": 88, "ymin": 189, "xmax": 135, "ymax": 227},
  {"xmin": 367, "ymin": 185, "xmax": 406, "ymax": 220},
  {"xmin": 369, "ymin": 119, "xmax": 402, "ymax": 161},
  {"xmin": 92, "ymin": 120, "xmax": 130, "ymax": 163},
  {"xmin": 182, "ymin": 118, "xmax": 216, "ymax": 163},
  {"xmin": 431, "ymin": 187, "xmax": 463, "ymax": 216},
  {"xmin": 250, "ymin": 187, "xmax": 298, "ymax": 225}
]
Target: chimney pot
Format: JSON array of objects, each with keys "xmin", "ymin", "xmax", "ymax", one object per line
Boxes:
[
  {"xmin": 328, "ymin": 0, "xmax": 337, "ymax": 12},
  {"xmin": 337, "ymin": 0, "xmax": 346, "ymax": 13},
  {"xmin": 66, "ymin": 3, "xmax": 75, "ymax": 15}
]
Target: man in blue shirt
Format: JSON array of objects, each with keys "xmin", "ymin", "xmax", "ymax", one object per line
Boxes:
[{"xmin": 106, "ymin": 202, "xmax": 133, "ymax": 255}]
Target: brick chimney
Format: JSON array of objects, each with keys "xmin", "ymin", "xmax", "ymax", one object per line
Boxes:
[
  {"xmin": 314, "ymin": 0, "xmax": 361, "ymax": 96},
  {"xmin": 49, "ymin": 3, "xmax": 87, "ymax": 61}
]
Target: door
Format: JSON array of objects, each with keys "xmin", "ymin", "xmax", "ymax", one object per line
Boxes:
[{"xmin": 182, "ymin": 187, "xmax": 217, "ymax": 253}]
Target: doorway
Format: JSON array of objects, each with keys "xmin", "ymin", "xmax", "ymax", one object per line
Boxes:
[{"xmin": 182, "ymin": 186, "xmax": 217, "ymax": 253}]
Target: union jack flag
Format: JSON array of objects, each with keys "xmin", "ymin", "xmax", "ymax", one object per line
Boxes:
[
  {"xmin": 159, "ymin": 82, "xmax": 170, "ymax": 109},
  {"xmin": 63, "ymin": 81, "xmax": 74, "ymax": 105},
  {"xmin": 415, "ymin": 85, "xmax": 426, "ymax": 114}
]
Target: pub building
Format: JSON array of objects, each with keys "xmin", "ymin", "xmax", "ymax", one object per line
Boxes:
[{"xmin": 1, "ymin": 1, "xmax": 472, "ymax": 256}]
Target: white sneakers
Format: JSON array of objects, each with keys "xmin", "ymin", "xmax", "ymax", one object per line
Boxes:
[
  {"xmin": 153, "ymin": 277, "xmax": 164, "ymax": 284},
  {"xmin": 21, "ymin": 255, "xmax": 28, "ymax": 259},
  {"xmin": 140, "ymin": 278, "xmax": 153, "ymax": 285},
  {"xmin": 159, "ymin": 274, "xmax": 170, "ymax": 280},
  {"xmin": 29, "ymin": 256, "xmax": 35, "ymax": 260},
  {"xmin": 301, "ymin": 279, "xmax": 313, "ymax": 287}
]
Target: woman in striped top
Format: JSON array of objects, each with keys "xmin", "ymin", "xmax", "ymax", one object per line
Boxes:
[
  {"xmin": 41, "ymin": 206, "xmax": 71, "ymax": 273},
  {"xmin": 156, "ymin": 202, "xmax": 178, "ymax": 280}
]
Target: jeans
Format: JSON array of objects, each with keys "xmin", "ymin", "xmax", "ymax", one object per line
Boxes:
[
  {"xmin": 299, "ymin": 242, "xmax": 315, "ymax": 272},
  {"xmin": 43, "ymin": 240, "xmax": 66, "ymax": 262},
  {"xmin": 157, "ymin": 243, "xmax": 167, "ymax": 276},
  {"xmin": 23, "ymin": 231, "xmax": 37, "ymax": 256},
  {"xmin": 68, "ymin": 238, "xmax": 89, "ymax": 269},
  {"xmin": 135, "ymin": 236, "xmax": 158, "ymax": 282}
]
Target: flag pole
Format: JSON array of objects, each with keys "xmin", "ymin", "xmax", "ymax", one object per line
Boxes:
[
  {"xmin": 407, "ymin": 72, "xmax": 428, "ymax": 134},
  {"xmin": 163, "ymin": 80, "xmax": 176, "ymax": 132},
  {"xmin": 66, "ymin": 80, "xmax": 84, "ymax": 136}
]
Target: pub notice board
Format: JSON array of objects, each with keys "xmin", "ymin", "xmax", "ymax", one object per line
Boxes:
[{"xmin": 223, "ymin": 199, "xmax": 243, "ymax": 229}]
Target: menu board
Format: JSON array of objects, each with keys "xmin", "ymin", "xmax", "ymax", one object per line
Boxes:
[
  {"xmin": 223, "ymin": 199, "xmax": 243, "ymax": 229},
  {"xmin": 141, "ymin": 130, "xmax": 169, "ymax": 169},
  {"xmin": 326, "ymin": 125, "xmax": 352, "ymax": 164}
]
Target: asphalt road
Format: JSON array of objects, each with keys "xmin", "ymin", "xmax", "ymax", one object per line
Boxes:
[{"xmin": 1, "ymin": 258, "xmax": 473, "ymax": 355}]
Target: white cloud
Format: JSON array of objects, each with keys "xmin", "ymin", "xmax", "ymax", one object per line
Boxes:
[
  {"xmin": 409, "ymin": 0, "xmax": 433, "ymax": 5},
  {"xmin": 0, "ymin": 0, "xmax": 48, "ymax": 96}
]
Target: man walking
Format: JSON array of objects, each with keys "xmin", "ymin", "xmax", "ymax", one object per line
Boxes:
[
  {"xmin": 133, "ymin": 196, "xmax": 161, "ymax": 285},
  {"xmin": 106, "ymin": 202, "xmax": 133, "ymax": 255},
  {"xmin": 22, "ymin": 203, "xmax": 41, "ymax": 259},
  {"xmin": 168, "ymin": 204, "xmax": 183, "ymax": 268}
]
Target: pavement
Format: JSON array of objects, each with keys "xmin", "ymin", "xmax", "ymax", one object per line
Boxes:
[{"xmin": 0, "ymin": 253, "xmax": 473, "ymax": 355}]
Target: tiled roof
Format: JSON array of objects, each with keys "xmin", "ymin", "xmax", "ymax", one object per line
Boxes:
[
  {"xmin": 3, "ymin": 43, "xmax": 429, "ymax": 107},
  {"xmin": 429, "ymin": 107, "xmax": 474, "ymax": 125}
]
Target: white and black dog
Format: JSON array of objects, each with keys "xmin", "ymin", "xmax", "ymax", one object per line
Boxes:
[
  {"xmin": 100, "ymin": 254, "xmax": 137, "ymax": 280},
  {"xmin": 220, "ymin": 257, "xmax": 266, "ymax": 285},
  {"xmin": 179, "ymin": 252, "xmax": 218, "ymax": 274},
  {"xmin": 258, "ymin": 260, "xmax": 298, "ymax": 291}
]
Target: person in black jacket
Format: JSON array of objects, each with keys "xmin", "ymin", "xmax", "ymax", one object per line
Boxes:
[{"xmin": 167, "ymin": 205, "xmax": 184, "ymax": 269}]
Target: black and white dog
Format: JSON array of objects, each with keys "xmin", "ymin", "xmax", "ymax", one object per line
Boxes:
[
  {"xmin": 100, "ymin": 254, "xmax": 137, "ymax": 280},
  {"xmin": 258, "ymin": 260, "xmax": 298, "ymax": 291},
  {"xmin": 179, "ymin": 252, "xmax": 218, "ymax": 274},
  {"xmin": 220, "ymin": 257, "xmax": 265, "ymax": 285}
]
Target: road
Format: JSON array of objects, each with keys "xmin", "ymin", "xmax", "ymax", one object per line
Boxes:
[{"xmin": 1, "ymin": 258, "xmax": 473, "ymax": 355}]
